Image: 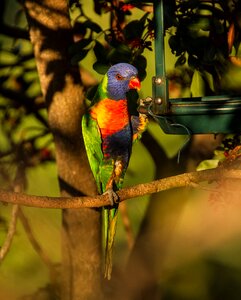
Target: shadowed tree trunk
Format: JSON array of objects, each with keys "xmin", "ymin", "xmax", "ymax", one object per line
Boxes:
[{"xmin": 23, "ymin": 0, "xmax": 102, "ymax": 299}]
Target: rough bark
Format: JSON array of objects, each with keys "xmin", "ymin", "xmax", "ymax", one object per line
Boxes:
[{"xmin": 22, "ymin": 0, "xmax": 102, "ymax": 299}]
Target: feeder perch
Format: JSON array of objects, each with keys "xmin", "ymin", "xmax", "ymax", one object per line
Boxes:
[{"xmin": 140, "ymin": 0, "xmax": 241, "ymax": 135}]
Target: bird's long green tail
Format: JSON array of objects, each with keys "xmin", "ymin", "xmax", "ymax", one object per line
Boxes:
[{"xmin": 104, "ymin": 206, "xmax": 118, "ymax": 280}]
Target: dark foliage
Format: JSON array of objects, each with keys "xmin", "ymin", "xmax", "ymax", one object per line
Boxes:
[
  {"xmin": 166, "ymin": 0, "xmax": 241, "ymax": 93},
  {"xmin": 69, "ymin": 1, "xmax": 153, "ymax": 79}
]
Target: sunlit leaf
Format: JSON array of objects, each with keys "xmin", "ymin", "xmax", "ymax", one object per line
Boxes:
[
  {"xmin": 196, "ymin": 159, "xmax": 219, "ymax": 171},
  {"xmin": 190, "ymin": 70, "xmax": 205, "ymax": 97}
]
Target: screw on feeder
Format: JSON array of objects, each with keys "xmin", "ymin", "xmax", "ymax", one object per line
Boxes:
[
  {"xmin": 155, "ymin": 97, "xmax": 162, "ymax": 105},
  {"xmin": 154, "ymin": 77, "xmax": 163, "ymax": 85},
  {"xmin": 152, "ymin": 75, "xmax": 168, "ymax": 114}
]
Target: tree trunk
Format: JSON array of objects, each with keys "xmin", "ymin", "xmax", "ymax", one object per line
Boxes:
[{"xmin": 23, "ymin": 0, "xmax": 102, "ymax": 299}]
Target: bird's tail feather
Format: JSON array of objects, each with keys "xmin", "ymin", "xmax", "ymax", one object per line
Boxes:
[{"xmin": 104, "ymin": 206, "xmax": 118, "ymax": 280}]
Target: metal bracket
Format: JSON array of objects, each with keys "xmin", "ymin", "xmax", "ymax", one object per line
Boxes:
[{"xmin": 152, "ymin": 76, "xmax": 169, "ymax": 115}]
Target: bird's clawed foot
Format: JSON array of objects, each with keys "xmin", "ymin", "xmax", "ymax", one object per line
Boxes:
[{"xmin": 103, "ymin": 188, "xmax": 119, "ymax": 206}]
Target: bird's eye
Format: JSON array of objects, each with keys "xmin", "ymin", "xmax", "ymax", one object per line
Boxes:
[{"xmin": 115, "ymin": 73, "xmax": 124, "ymax": 80}]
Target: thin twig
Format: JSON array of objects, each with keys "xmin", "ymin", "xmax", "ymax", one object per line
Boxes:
[
  {"xmin": 1, "ymin": 24, "xmax": 29, "ymax": 40},
  {"xmin": 0, "ymin": 204, "xmax": 19, "ymax": 262}
]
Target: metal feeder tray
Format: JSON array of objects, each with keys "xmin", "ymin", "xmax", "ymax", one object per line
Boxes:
[{"xmin": 143, "ymin": 0, "xmax": 241, "ymax": 135}]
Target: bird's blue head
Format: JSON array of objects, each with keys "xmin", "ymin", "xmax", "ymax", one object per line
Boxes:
[{"xmin": 106, "ymin": 63, "xmax": 141, "ymax": 100}]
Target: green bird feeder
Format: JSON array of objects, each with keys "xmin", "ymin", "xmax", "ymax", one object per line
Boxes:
[{"xmin": 142, "ymin": 0, "xmax": 241, "ymax": 135}]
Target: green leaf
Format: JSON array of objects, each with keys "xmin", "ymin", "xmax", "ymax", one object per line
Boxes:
[
  {"xmin": 86, "ymin": 84, "xmax": 98, "ymax": 101},
  {"xmin": 190, "ymin": 70, "xmax": 205, "ymax": 97},
  {"xmin": 196, "ymin": 159, "xmax": 219, "ymax": 171},
  {"xmin": 135, "ymin": 54, "xmax": 147, "ymax": 68},
  {"xmin": 168, "ymin": 35, "xmax": 184, "ymax": 56},
  {"xmin": 93, "ymin": 41, "xmax": 108, "ymax": 62},
  {"xmin": 123, "ymin": 20, "xmax": 145, "ymax": 41},
  {"xmin": 68, "ymin": 39, "xmax": 92, "ymax": 55},
  {"xmin": 187, "ymin": 54, "xmax": 198, "ymax": 68},
  {"xmin": 72, "ymin": 21, "xmax": 87, "ymax": 37},
  {"xmin": 70, "ymin": 49, "xmax": 89, "ymax": 65},
  {"xmin": 132, "ymin": 55, "xmax": 147, "ymax": 80},
  {"xmin": 175, "ymin": 53, "xmax": 186, "ymax": 67},
  {"xmin": 83, "ymin": 20, "xmax": 102, "ymax": 33},
  {"xmin": 107, "ymin": 44, "xmax": 132, "ymax": 63},
  {"xmin": 93, "ymin": 62, "xmax": 109, "ymax": 74},
  {"xmin": 93, "ymin": 0, "xmax": 102, "ymax": 15},
  {"xmin": 139, "ymin": 12, "xmax": 149, "ymax": 24}
]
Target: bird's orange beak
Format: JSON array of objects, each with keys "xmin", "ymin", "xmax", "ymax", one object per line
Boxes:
[{"xmin": 129, "ymin": 76, "xmax": 141, "ymax": 91}]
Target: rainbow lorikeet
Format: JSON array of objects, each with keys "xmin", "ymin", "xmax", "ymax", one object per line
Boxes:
[{"xmin": 82, "ymin": 63, "xmax": 148, "ymax": 279}]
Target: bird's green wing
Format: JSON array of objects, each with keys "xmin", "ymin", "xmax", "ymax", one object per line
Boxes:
[
  {"xmin": 82, "ymin": 112, "xmax": 118, "ymax": 194},
  {"xmin": 82, "ymin": 112, "xmax": 103, "ymax": 194}
]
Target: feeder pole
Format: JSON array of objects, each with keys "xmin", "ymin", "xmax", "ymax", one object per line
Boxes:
[{"xmin": 153, "ymin": 0, "xmax": 169, "ymax": 114}]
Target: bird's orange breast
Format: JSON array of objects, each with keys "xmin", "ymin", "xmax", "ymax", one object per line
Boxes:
[{"xmin": 90, "ymin": 99, "xmax": 129, "ymax": 137}]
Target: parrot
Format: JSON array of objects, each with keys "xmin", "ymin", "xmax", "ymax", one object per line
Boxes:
[{"xmin": 82, "ymin": 62, "xmax": 148, "ymax": 280}]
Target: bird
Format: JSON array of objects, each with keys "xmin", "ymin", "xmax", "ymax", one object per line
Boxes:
[{"xmin": 82, "ymin": 62, "xmax": 148, "ymax": 280}]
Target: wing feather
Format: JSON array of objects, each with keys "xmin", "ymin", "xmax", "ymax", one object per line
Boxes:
[{"xmin": 82, "ymin": 113, "xmax": 103, "ymax": 193}]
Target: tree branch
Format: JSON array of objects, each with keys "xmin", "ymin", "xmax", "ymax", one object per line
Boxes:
[
  {"xmin": 0, "ymin": 23, "xmax": 30, "ymax": 40},
  {"xmin": 0, "ymin": 167, "xmax": 241, "ymax": 209},
  {"xmin": 0, "ymin": 204, "xmax": 19, "ymax": 262}
]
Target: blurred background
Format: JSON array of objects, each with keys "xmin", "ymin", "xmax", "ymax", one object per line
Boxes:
[{"xmin": 1, "ymin": 0, "xmax": 241, "ymax": 299}]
